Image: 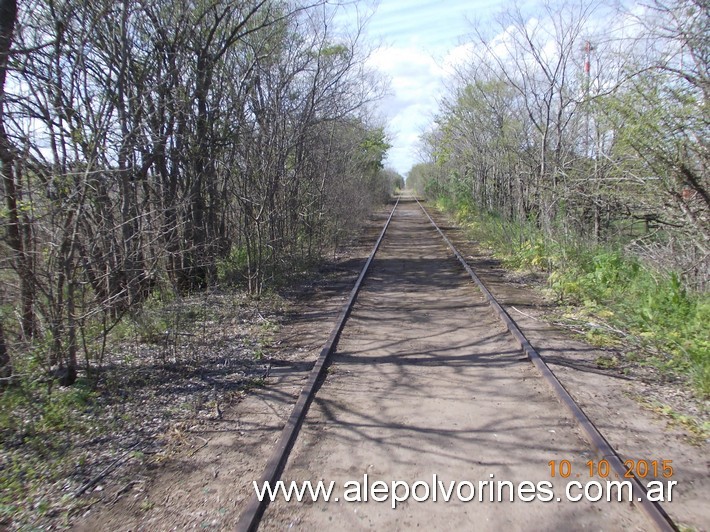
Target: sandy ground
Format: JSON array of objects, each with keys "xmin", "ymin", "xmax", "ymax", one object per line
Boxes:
[
  {"xmin": 72, "ymin": 210, "xmax": 386, "ymax": 531},
  {"xmin": 74, "ymin": 200, "xmax": 708, "ymax": 531},
  {"xmin": 261, "ymin": 200, "xmax": 650, "ymax": 530},
  {"xmin": 425, "ymin": 203, "xmax": 709, "ymax": 531}
]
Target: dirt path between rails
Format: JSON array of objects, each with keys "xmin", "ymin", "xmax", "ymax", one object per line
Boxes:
[
  {"xmin": 423, "ymin": 203, "xmax": 709, "ymax": 531},
  {"xmin": 260, "ymin": 200, "xmax": 648, "ymax": 530},
  {"xmin": 73, "ymin": 199, "xmax": 708, "ymax": 531}
]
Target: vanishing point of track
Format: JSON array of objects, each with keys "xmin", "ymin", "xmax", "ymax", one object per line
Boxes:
[{"xmin": 236, "ymin": 195, "xmax": 677, "ymax": 532}]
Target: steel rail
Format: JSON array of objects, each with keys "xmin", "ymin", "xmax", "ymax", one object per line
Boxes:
[
  {"xmin": 235, "ymin": 196, "xmax": 401, "ymax": 532},
  {"xmin": 416, "ymin": 198, "xmax": 677, "ymax": 532}
]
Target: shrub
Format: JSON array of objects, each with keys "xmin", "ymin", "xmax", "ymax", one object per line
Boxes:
[{"xmin": 437, "ymin": 197, "xmax": 709, "ymax": 397}]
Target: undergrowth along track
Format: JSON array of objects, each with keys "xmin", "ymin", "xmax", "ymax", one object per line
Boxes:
[
  {"xmin": 236, "ymin": 196, "xmax": 400, "ymax": 531},
  {"xmin": 415, "ymin": 198, "xmax": 676, "ymax": 532},
  {"xmin": 236, "ymin": 195, "xmax": 677, "ymax": 532}
]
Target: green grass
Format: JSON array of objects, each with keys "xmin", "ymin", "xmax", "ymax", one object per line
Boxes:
[
  {"xmin": 0, "ymin": 377, "xmax": 99, "ymax": 520},
  {"xmin": 637, "ymin": 397, "xmax": 710, "ymax": 445},
  {"xmin": 437, "ymin": 196, "xmax": 710, "ymax": 398}
]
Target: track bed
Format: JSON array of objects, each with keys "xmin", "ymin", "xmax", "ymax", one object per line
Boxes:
[{"xmin": 256, "ymin": 200, "xmax": 654, "ymax": 530}]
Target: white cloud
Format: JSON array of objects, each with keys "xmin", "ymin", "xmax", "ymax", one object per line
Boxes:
[
  {"xmin": 356, "ymin": 1, "xmax": 655, "ymax": 176},
  {"xmin": 352, "ymin": 0, "xmax": 500, "ymax": 175},
  {"xmin": 442, "ymin": 42, "xmax": 476, "ymax": 75},
  {"xmin": 367, "ymin": 45, "xmax": 446, "ymax": 173}
]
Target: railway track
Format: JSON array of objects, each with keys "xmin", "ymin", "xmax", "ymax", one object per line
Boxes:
[{"xmin": 236, "ymin": 195, "xmax": 677, "ymax": 531}]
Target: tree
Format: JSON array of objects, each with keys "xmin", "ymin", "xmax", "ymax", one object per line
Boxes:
[
  {"xmin": 0, "ymin": 0, "xmax": 17, "ymax": 379},
  {"xmin": 420, "ymin": 0, "xmax": 708, "ymax": 288},
  {"xmin": 606, "ymin": 0, "xmax": 708, "ymax": 282},
  {"xmin": 0, "ymin": 0, "xmax": 390, "ymax": 385}
]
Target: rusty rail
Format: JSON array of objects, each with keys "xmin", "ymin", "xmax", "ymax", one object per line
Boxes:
[
  {"xmin": 416, "ymin": 198, "xmax": 676, "ymax": 532},
  {"xmin": 235, "ymin": 196, "xmax": 401, "ymax": 532}
]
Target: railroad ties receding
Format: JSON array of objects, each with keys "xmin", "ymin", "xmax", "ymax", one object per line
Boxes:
[{"xmin": 235, "ymin": 196, "xmax": 401, "ymax": 532}]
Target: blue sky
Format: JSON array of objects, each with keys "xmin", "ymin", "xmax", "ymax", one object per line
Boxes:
[{"xmin": 343, "ymin": 0, "xmax": 501, "ymax": 175}]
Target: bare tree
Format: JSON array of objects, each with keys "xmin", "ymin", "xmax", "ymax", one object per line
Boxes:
[
  {"xmin": 0, "ymin": 0, "xmax": 391, "ymax": 384},
  {"xmin": 421, "ymin": 0, "xmax": 708, "ymax": 287}
]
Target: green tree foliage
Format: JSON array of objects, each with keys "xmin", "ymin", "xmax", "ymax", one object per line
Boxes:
[
  {"xmin": 0, "ymin": 0, "xmax": 390, "ymax": 384},
  {"xmin": 380, "ymin": 168, "xmax": 404, "ymax": 192},
  {"xmin": 422, "ymin": 0, "xmax": 707, "ymax": 286},
  {"xmin": 405, "ymin": 162, "xmax": 439, "ymax": 195},
  {"xmin": 418, "ymin": 0, "xmax": 708, "ymax": 394}
]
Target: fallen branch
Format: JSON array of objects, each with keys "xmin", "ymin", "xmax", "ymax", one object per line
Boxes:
[
  {"xmin": 188, "ymin": 436, "xmax": 210, "ymax": 457},
  {"xmin": 108, "ymin": 480, "xmax": 143, "ymax": 505},
  {"xmin": 509, "ymin": 305, "xmax": 541, "ymax": 321},
  {"xmin": 74, "ymin": 442, "xmax": 141, "ymax": 498}
]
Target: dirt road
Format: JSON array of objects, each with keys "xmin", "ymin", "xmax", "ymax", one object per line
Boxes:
[
  {"xmin": 74, "ymin": 199, "xmax": 707, "ymax": 532},
  {"xmin": 260, "ymin": 200, "xmax": 650, "ymax": 530}
]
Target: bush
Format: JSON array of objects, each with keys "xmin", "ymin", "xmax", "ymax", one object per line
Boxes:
[
  {"xmin": 217, "ymin": 246, "xmax": 249, "ymax": 286},
  {"xmin": 438, "ymin": 196, "xmax": 710, "ymax": 397}
]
